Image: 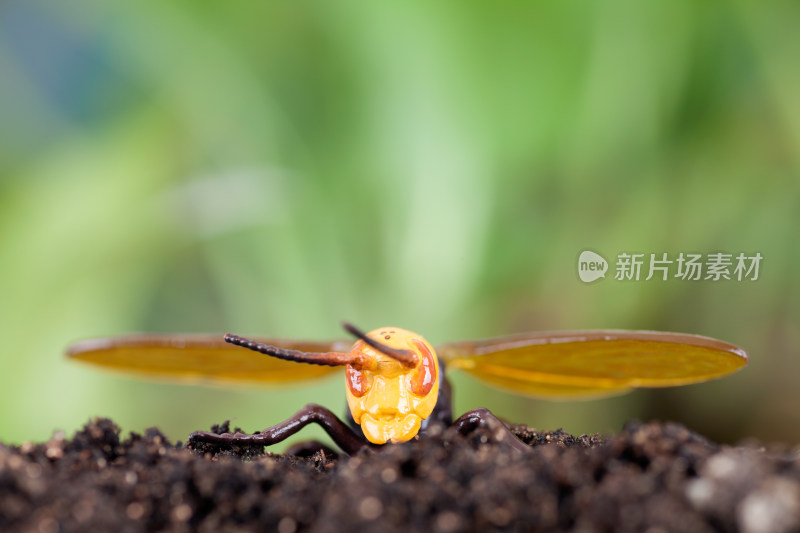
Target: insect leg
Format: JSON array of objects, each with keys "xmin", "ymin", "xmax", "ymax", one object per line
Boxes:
[
  {"xmin": 450, "ymin": 408, "xmax": 529, "ymax": 453},
  {"xmin": 189, "ymin": 404, "xmax": 372, "ymax": 455}
]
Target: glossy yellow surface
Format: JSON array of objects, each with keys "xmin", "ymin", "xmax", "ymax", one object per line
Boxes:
[
  {"xmin": 67, "ymin": 335, "xmax": 347, "ymax": 385},
  {"xmin": 439, "ymin": 330, "xmax": 748, "ymax": 399},
  {"xmin": 345, "ymin": 328, "xmax": 440, "ymax": 444}
]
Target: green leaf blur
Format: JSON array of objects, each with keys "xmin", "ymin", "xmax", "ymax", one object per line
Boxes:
[{"xmin": 0, "ymin": 1, "xmax": 797, "ymax": 447}]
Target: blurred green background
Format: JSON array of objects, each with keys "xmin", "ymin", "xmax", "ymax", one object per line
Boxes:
[{"xmin": 1, "ymin": 1, "xmax": 798, "ymax": 449}]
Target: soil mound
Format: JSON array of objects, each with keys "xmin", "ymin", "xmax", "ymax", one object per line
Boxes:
[{"xmin": 1, "ymin": 418, "xmax": 798, "ymax": 532}]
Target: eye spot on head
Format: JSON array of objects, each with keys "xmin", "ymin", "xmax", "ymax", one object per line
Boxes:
[
  {"xmin": 384, "ymin": 335, "xmax": 391, "ymax": 340},
  {"xmin": 346, "ymin": 365, "xmax": 369, "ymax": 397},
  {"xmin": 408, "ymin": 339, "xmax": 436, "ymax": 397}
]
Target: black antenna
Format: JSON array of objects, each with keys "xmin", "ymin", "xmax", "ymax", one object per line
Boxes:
[{"xmin": 224, "ymin": 333, "xmax": 364, "ymax": 368}]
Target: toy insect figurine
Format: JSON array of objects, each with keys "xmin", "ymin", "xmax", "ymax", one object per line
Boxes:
[{"xmin": 67, "ymin": 324, "xmax": 748, "ymax": 454}]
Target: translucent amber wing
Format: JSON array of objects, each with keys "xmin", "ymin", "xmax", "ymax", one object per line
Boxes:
[
  {"xmin": 438, "ymin": 330, "xmax": 748, "ymax": 400},
  {"xmin": 67, "ymin": 335, "xmax": 349, "ymax": 386}
]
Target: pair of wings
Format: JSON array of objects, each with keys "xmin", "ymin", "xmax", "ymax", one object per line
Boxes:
[{"xmin": 67, "ymin": 330, "xmax": 748, "ymax": 400}]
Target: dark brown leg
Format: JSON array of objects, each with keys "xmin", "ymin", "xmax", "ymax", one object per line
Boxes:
[
  {"xmin": 450, "ymin": 408, "xmax": 530, "ymax": 453},
  {"xmin": 189, "ymin": 404, "xmax": 373, "ymax": 455}
]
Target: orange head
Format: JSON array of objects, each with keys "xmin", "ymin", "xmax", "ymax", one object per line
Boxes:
[{"xmin": 344, "ymin": 327, "xmax": 439, "ymax": 444}]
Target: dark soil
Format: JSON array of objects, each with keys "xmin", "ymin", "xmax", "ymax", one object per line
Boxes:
[{"xmin": 1, "ymin": 418, "xmax": 799, "ymax": 533}]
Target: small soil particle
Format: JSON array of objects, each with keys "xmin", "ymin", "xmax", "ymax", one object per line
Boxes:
[{"xmin": 1, "ymin": 418, "xmax": 798, "ymax": 532}]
